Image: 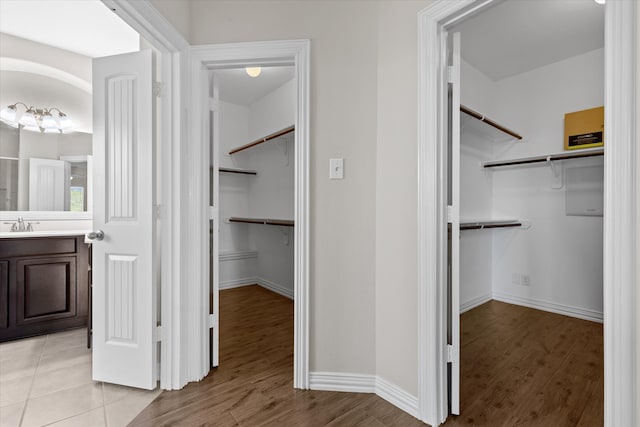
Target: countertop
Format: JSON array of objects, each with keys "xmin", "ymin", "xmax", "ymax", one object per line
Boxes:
[{"xmin": 0, "ymin": 230, "xmax": 91, "ymax": 239}]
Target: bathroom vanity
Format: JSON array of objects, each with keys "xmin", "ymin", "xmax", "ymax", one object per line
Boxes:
[{"xmin": 0, "ymin": 233, "xmax": 90, "ymax": 342}]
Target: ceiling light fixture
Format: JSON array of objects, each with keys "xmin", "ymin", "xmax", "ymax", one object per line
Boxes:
[
  {"xmin": 594, "ymin": 0, "xmax": 605, "ymax": 4},
  {"xmin": 0, "ymin": 102, "xmax": 73, "ymax": 133},
  {"xmin": 245, "ymin": 67, "xmax": 262, "ymax": 78}
]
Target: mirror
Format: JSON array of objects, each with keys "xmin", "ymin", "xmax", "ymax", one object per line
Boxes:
[{"xmin": 0, "ymin": 121, "xmax": 92, "ymax": 213}]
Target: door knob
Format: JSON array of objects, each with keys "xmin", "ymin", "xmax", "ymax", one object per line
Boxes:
[{"xmin": 87, "ymin": 230, "xmax": 104, "ymax": 241}]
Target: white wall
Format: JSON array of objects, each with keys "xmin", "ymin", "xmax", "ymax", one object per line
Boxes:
[
  {"xmin": 489, "ymin": 49, "xmax": 604, "ymax": 320},
  {"xmin": 0, "ymin": 34, "xmax": 92, "ymax": 133},
  {"xmin": 185, "ymin": 0, "xmax": 382, "ymax": 380},
  {"xmin": 459, "ymin": 60, "xmax": 497, "ymax": 310}
]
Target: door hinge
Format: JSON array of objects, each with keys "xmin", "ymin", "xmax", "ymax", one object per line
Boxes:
[
  {"xmin": 155, "ymin": 325, "xmax": 164, "ymax": 342},
  {"xmin": 447, "ymin": 344, "xmax": 458, "ymax": 363},
  {"xmin": 208, "ymin": 314, "xmax": 216, "ymax": 329},
  {"xmin": 448, "ymin": 66, "xmax": 454, "ymax": 84},
  {"xmin": 154, "ymin": 205, "xmax": 162, "ymax": 219},
  {"xmin": 153, "ymin": 81, "xmax": 163, "ymax": 98},
  {"xmin": 447, "ymin": 205, "xmax": 453, "ymax": 223}
]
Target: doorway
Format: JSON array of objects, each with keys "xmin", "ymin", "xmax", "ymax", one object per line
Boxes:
[
  {"xmin": 417, "ymin": 1, "xmax": 637, "ymax": 426},
  {"xmin": 190, "ymin": 40, "xmax": 310, "ymax": 388}
]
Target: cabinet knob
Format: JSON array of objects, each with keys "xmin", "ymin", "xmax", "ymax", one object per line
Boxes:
[{"xmin": 86, "ymin": 230, "xmax": 104, "ymax": 241}]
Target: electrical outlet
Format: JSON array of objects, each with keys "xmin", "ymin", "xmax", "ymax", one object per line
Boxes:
[{"xmin": 522, "ymin": 274, "xmax": 530, "ymax": 287}]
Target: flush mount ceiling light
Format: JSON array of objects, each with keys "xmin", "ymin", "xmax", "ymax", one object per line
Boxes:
[
  {"xmin": 245, "ymin": 67, "xmax": 262, "ymax": 78},
  {"xmin": 0, "ymin": 102, "xmax": 73, "ymax": 133}
]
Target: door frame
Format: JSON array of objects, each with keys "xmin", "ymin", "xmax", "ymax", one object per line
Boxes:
[
  {"xmin": 417, "ymin": 1, "xmax": 637, "ymax": 426},
  {"xmin": 189, "ymin": 40, "xmax": 311, "ymax": 388},
  {"xmin": 101, "ymin": 0, "xmax": 189, "ymax": 390}
]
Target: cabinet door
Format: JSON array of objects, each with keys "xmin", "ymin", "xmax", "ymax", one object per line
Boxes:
[
  {"xmin": 16, "ymin": 257, "xmax": 77, "ymax": 325},
  {"xmin": 0, "ymin": 261, "xmax": 7, "ymax": 329}
]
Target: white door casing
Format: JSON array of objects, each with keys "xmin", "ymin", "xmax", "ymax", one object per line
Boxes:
[
  {"xmin": 189, "ymin": 40, "xmax": 310, "ymax": 388},
  {"xmin": 92, "ymin": 49, "xmax": 157, "ymax": 389}
]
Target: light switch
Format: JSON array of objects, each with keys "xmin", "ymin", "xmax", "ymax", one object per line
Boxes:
[{"xmin": 330, "ymin": 158, "xmax": 344, "ymax": 179}]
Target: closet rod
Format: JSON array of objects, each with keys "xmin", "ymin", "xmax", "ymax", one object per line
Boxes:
[
  {"xmin": 460, "ymin": 221, "xmax": 522, "ymax": 230},
  {"xmin": 229, "ymin": 125, "xmax": 295, "ymax": 155},
  {"xmin": 219, "ymin": 167, "xmax": 257, "ymax": 175},
  {"xmin": 229, "ymin": 217, "xmax": 295, "ymax": 227},
  {"xmin": 460, "ymin": 105, "xmax": 523, "ymax": 140},
  {"xmin": 483, "ymin": 148, "xmax": 604, "ymax": 168}
]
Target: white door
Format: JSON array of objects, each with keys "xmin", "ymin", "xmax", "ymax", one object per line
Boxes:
[
  {"xmin": 29, "ymin": 158, "xmax": 69, "ymax": 211},
  {"xmin": 448, "ymin": 32, "xmax": 461, "ymax": 415},
  {"xmin": 209, "ymin": 71, "xmax": 220, "ymax": 368},
  {"xmin": 91, "ymin": 50, "xmax": 157, "ymax": 389}
]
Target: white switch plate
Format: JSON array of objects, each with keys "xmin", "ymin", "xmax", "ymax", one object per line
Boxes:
[{"xmin": 330, "ymin": 158, "xmax": 344, "ymax": 179}]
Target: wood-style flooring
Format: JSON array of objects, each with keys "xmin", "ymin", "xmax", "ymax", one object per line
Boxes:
[
  {"xmin": 131, "ymin": 288, "xmax": 603, "ymax": 427},
  {"xmin": 444, "ymin": 300, "xmax": 603, "ymax": 426},
  {"xmin": 130, "ymin": 285, "xmax": 423, "ymax": 427}
]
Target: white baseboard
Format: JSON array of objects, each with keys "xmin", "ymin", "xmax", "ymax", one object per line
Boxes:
[
  {"xmin": 309, "ymin": 372, "xmax": 419, "ymax": 419},
  {"xmin": 492, "ymin": 291, "xmax": 603, "ymax": 323},
  {"xmin": 219, "ymin": 250, "xmax": 257, "ymax": 262},
  {"xmin": 460, "ymin": 292, "xmax": 492, "ymax": 314},
  {"xmin": 309, "ymin": 372, "xmax": 375, "ymax": 393},
  {"xmin": 374, "ymin": 376, "xmax": 419, "ymax": 418},
  {"xmin": 219, "ymin": 277, "xmax": 294, "ymax": 300},
  {"xmin": 256, "ymin": 277, "xmax": 294, "ymax": 300},
  {"xmin": 219, "ymin": 278, "xmax": 257, "ymax": 290}
]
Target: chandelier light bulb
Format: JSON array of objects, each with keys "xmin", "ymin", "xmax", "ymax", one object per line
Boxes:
[{"xmin": 0, "ymin": 104, "xmax": 17, "ymax": 123}]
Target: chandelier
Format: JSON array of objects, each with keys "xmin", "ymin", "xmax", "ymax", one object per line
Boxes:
[{"xmin": 0, "ymin": 102, "xmax": 73, "ymax": 133}]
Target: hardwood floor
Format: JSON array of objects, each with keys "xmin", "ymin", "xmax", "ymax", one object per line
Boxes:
[
  {"xmin": 131, "ymin": 289, "xmax": 603, "ymax": 426},
  {"xmin": 130, "ymin": 285, "xmax": 424, "ymax": 427},
  {"xmin": 444, "ymin": 300, "xmax": 603, "ymax": 427}
]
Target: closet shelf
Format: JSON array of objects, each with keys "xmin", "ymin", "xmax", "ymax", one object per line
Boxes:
[
  {"xmin": 219, "ymin": 167, "xmax": 257, "ymax": 175},
  {"xmin": 228, "ymin": 217, "xmax": 294, "ymax": 227},
  {"xmin": 483, "ymin": 148, "xmax": 604, "ymax": 169},
  {"xmin": 460, "ymin": 220, "xmax": 523, "ymax": 230},
  {"xmin": 461, "ymin": 105, "xmax": 523, "ymax": 141},
  {"xmin": 228, "ymin": 125, "xmax": 295, "ymax": 155}
]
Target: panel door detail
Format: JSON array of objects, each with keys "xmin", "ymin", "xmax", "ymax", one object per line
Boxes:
[{"xmin": 92, "ymin": 50, "xmax": 157, "ymax": 390}]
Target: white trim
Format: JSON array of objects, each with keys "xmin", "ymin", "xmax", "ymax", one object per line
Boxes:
[
  {"xmin": 419, "ymin": 1, "xmax": 637, "ymax": 426},
  {"xmin": 189, "ymin": 39, "xmax": 310, "ymax": 389},
  {"xmin": 603, "ymin": 1, "xmax": 638, "ymax": 425},
  {"xmin": 101, "ymin": 0, "xmax": 189, "ymax": 391},
  {"xmin": 256, "ymin": 278, "xmax": 294, "ymax": 300},
  {"xmin": 219, "ymin": 250, "xmax": 258, "ymax": 261},
  {"xmin": 375, "ymin": 376, "xmax": 420, "ymax": 419},
  {"xmin": 309, "ymin": 373, "xmax": 419, "ymax": 419},
  {"xmin": 417, "ymin": 2, "xmax": 476, "ymax": 425},
  {"xmin": 460, "ymin": 293, "xmax": 492, "ymax": 314},
  {"xmin": 219, "ymin": 278, "xmax": 257, "ymax": 290},
  {"xmin": 492, "ymin": 292, "xmax": 603, "ymax": 323},
  {"xmin": 218, "ymin": 277, "xmax": 294, "ymax": 300},
  {"xmin": 309, "ymin": 372, "xmax": 376, "ymax": 393}
]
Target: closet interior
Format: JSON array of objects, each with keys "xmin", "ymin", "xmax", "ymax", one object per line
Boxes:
[
  {"xmin": 453, "ymin": 0, "xmax": 604, "ymax": 322},
  {"xmin": 214, "ymin": 66, "xmax": 296, "ymax": 300},
  {"xmin": 447, "ymin": 0, "xmax": 605, "ymax": 419}
]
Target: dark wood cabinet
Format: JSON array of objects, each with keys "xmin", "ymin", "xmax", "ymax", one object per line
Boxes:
[{"xmin": 0, "ymin": 235, "xmax": 89, "ymax": 342}]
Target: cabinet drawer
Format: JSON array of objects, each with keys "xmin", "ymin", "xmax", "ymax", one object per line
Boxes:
[{"xmin": 0, "ymin": 237, "xmax": 78, "ymax": 259}]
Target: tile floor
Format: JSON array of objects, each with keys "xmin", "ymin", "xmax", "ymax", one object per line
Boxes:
[{"xmin": 0, "ymin": 328, "xmax": 161, "ymax": 427}]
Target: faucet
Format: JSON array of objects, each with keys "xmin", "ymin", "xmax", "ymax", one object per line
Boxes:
[{"xmin": 3, "ymin": 217, "xmax": 35, "ymax": 232}]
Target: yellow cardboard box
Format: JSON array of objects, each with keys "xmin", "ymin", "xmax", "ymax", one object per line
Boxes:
[{"xmin": 564, "ymin": 106, "xmax": 604, "ymax": 150}]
